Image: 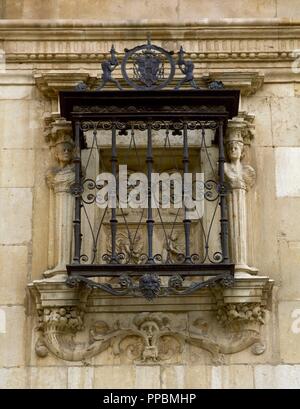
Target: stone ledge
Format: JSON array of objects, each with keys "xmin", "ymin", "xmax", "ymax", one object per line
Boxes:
[
  {"xmin": 203, "ymin": 72, "xmax": 264, "ymax": 96},
  {"xmin": 34, "ymin": 72, "xmax": 98, "ymax": 98},
  {"xmin": 34, "ymin": 71, "xmax": 264, "ymax": 98},
  {"xmin": 28, "ymin": 272, "xmax": 273, "ymax": 313}
]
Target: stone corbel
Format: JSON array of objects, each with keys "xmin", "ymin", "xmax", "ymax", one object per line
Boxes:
[
  {"xmin": 202, "ymin": 71, "xmax": 264, "ymax": 96},
  {"xmin": 35, "ymin": 72, "xmax": 98, "ymax": 112},
  {"xmin": 210, "ymin": 273, "xmax": 274, "ymax": 358},
  {"xmin": 35, "ymin": 72, "xmax": 99, "ymax": 98},
  {"xmin": 29, "ymin": 273, "xmax": 273, "ymax": 364}
]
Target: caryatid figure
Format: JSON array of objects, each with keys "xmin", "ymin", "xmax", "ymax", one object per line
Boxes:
[
  {"xmin": 224, "ymin": 131, "xmax": 257, "ymax": 274},
  {"xmin": 44, "ymin": 137, "xmax": 75, "ymax": 278}
]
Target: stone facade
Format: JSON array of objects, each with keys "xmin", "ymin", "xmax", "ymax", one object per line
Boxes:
[{"xmin": 0, "ymin": 1, "xmax": 300, "ymax": 389}]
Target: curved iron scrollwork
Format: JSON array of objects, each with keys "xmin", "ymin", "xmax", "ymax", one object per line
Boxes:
[
  {"xmin": 66, "ymin": 272, "xmax": 234, "ymax": 301},
  {"xmin": 121, "ymin": 36, "xmax": 176, "ymax": 90},
  {"xmin": 74, "ymin": 36, "xmax": 224, "ymax": 91}
]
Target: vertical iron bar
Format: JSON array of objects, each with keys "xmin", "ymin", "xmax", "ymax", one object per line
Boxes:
[
  {"xmin": 146, "ymin": 121, "xmax": 154, "ymax": 263},
  {"xmin": 183, "ymin": 120, "xmax": 191, "ymax": 263},
  {"xmin": 110, "ymin": 122, "xmax": 118, "ymax": 263},
  {"xmin": 218, "ymin": 120, "xmax": 229, "ymax": 263},
  {"xmin": 73, "ymin": 120, "xmax": 82, "ymax": 264}
]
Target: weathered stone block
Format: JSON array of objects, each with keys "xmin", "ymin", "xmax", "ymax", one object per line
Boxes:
[
  {"xmin": 278, "ymin": 301, "xmax": 300, "ymax": 363},
  {"xmin": 211, "ymin": 365, "xmax": 254, "ymax": 389},
  {"xmin": 135, "ymin": 365, "xmax": 160, "ymax": 389},
  {"xmin": 277, "ymin": 0, "xmax": 300, "ymax": 18},
  {"xmin": 271, "ymin": 98, "xmax": 300, "ymax": 146},
  {"xmin": 161, "ymin": 365, "xmax": 185, "ymax": 389},
  {"xmin": 0, "ymin": 368, "xmax": 28, "ymax": 389},
  {"xmin": 0, "ymin": 306, "xmax": 26, "ymax": 367},
  {"xmin": 0, "ymin": 101, "xmax": 33, "ymax": 149},
  {"xmin": 30, "ymin": 367, "xmax": 67, "ymax": 389},
  {"xmin": 67, "ymin": 367, "xmax": 94, "ymax": 389},
  {"xmin": 0, "ymin": 188, "xmax": 32, "ymax": 245},
  {"xmin": 254, "ymin": 365, "xmax": 300, "ymax": 388},
  {"xmin": 93, "ymin": 365, "xmax": 135, "ymax": 389},
  {"xmin": 0, "ymin": 245, "xmax": 28, "ymax": 304},
  {"xmin": 278, "ymin": 240, "xmax": 300, "ymax": 299},
  {"xmin": 185, "ymin": 365, "xmax": 212, "ymax": 389},
  {"xmin": 277, "ymin": 198, "xmax": 300, "ymax": 241},
  {"xmin": 0, "ymin": 150, "xmax": 34, "ymax": 188},
  {"xmin": 178, "ymin": 0, "xmax": 276, "ymax": 19}
]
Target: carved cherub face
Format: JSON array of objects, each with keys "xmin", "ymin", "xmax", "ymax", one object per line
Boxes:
[
  {"xmin": 227, "ymin": 141, "xmax": 244, "ymax": 162},
  {"xmin": 140, "ymin": 321, "xmax": 159, "ymax": 337},
  {"xmin": 55, "ymin": 141, "xmax": 74, "ymax": 167}
]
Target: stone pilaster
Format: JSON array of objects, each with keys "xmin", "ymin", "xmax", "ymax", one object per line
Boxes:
[
  {"xmin": 225, "ymin": 113, "xmax": 257, "ymax": 274},
  {"xmin": 43, "ymin": 117, "xmax": 75, "ymax": 278}
]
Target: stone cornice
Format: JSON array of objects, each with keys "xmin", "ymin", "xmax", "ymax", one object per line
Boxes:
[
  {"xmin": 34, "ymin": 72, "xmax": 98, "ymax": 98},
  {"xmin": 1, "ymin": 19, "xmax": 300, "ymax": 49},
  {"xmin": 0, "ymin": 18, "xmax": 300, "ymax": 32},
  {"xmin": 203, "ymin": 72, "xmax": 264, "ymax": 96},
  {"xmin": 1, "ymin": 19, "xmax": 299, "ymax": 81},
  {"xmin": 34, "ymin": 71, "xmax": 264, "ymax": 97}
]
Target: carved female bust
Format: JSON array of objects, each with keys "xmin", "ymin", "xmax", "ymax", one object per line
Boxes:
[
  {"xmin": 224, "ymin": 139, "xmax": 255, "ymax": 190},
  {"xmin": 46, "ymin": 139, "xmax": 75, "ymax": 193}
]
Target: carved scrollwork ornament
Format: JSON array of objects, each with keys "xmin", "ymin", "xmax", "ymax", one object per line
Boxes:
[{"xmin": 35, "ymin": 308, "xmax": 268, "ymax": 363}]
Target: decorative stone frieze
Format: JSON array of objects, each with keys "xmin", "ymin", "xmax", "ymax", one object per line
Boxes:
[{"xmin": 29, "ymin": 273, "xmax": 273, "ymax": 364}]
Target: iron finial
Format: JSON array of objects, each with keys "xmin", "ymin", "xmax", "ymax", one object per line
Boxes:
[{"xmin": 147, "ymin": 32, "xmax": 152, "ymax": 46}]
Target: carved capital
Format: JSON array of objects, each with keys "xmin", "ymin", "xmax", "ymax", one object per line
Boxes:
[
  {"xmin": 44, "ymin": 115, "xmax": 73, "ymax": 146},
  {"xmin": 45, "ymin": 115, "xmax": 75, "ymax": 193},
  {"xmin": 225, "ymin": 113, "xmax": 256, "ymax": 190},
  {"xmin": 227, "ymin": 111, "xmax": 255, "ymax": 147}
]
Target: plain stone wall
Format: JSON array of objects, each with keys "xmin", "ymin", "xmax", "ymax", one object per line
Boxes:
[
  {"xmin": 0, "ymin": 0, "xmax": 300, "ymax": 20},
  {"xmin": 0, "ymin": 78, "xmax": 49, "ymax": 375},
  {"xmin": 1, "ymin": 364, "xmax": 300, "ymax": 389}
]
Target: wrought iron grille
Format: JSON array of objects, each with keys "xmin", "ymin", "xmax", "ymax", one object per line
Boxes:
[
  {"xmin": 60, "ymin": 89, "xmax": 239, "ymax": 300},
  {"xmin": 59, "ymin": 41, "xmax": 239, "ymax": 300}
]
